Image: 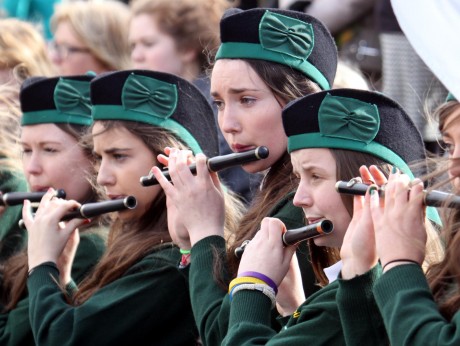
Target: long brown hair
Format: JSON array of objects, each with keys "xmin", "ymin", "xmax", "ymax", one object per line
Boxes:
[
  {"xmin": 225, "ymin": 59, "xmax": 321, "ymax": 279},
  {"xmin": 0, "ymin": 122, "xmax": 96, "ymax": 312},
  {"xmin": 425, "ymin": 98, "xmax": 460, "ymax": 320}
]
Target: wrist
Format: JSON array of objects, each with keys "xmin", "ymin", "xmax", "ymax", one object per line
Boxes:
[
  {"xmin": 381, "ymin": 258, "xmax": 421, "ymax": 273},
  {"xmin": 28, "ymin": 256, "xmax": 58, "ymax": 271},
  {"xmin": 189, "ymin": 226, "xmax": 224, "ymax": 246}
]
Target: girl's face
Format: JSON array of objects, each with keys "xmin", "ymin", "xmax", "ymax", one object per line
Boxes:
[
  {"xmin": 441, "ymin": 107, "xmax": 460, "ymax": 190},
  {"xmin": 92, "ymin": 123, "xmax": 161, "ymax": 221},
  {"xmin": 50, "ymin": 21, "xmax": 106, "ymax": 75},
  {"xmin": 291, "ymin": 148, "xmax": 352, "ymax": 248},
  {"xmin": 21, "ymin": 123, "xmax": 93, "ymax": 202},
  {"xmin": 211, "ymin": 59, "xmax": 287, "ymax": 173},
  {"xmin": 129, "ymin": 14, "xmax": 189, "ymax": 77}
]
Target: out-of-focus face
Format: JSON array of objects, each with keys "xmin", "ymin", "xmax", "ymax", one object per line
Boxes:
[
  {"xmin": 441, "ymin": 107, "xmax": 460, "ymax": 190},
  {"xmin": 129, "ymin": 14, "xmax": 186, "ymax": 77},
  {"xmin": 211, "ymin": 59, "xmax": 287, "ymax": 173},
  {"xmin": 291, "ymin": 148, "xmax": 352, "ymax": 248},
  {"xmin": 50, "ymin": 21, "xmax": 107, "ymax": 75},
  {"xmin": 92, "ymin": 123, "xmax": 161, "ymax": 221},
  {"xmin": 21, "ymin": 123, "xmax": 93, "ymax": 202}
]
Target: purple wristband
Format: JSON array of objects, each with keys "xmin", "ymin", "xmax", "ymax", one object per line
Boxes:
[{"xmin": 238, "ymin": 271, "xmax": 278, "ymax": 294}]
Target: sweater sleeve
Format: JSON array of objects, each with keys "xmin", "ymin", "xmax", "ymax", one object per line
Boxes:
[
  {"xmin": 0, "ymin": 227, "xmax": 106, "ymax": 346},
  {"xmin": 27, "ymin": 247, "xmax": 198, "ymax": 346},
  {"xmin": 374, "ymin": 264, "xmax": 460, "ymax": 345},
  {"xmin": 189, "ymin": 235, "xmax": 232, "ymax": 346},
  {"xmin": 336, "ymin": 265, "xmax": 388, "ymax": 345},
  {"xmin": 222, "ymin": 282, "xmax": 345, "ymax": 345}
]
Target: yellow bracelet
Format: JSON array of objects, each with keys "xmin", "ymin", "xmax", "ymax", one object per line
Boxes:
[{"xmin": 228, "ymin": 276, "xmax": 267, "ymax": 293}]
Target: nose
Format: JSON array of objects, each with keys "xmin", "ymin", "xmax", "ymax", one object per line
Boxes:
[
  {"xmin": 96, "ymin": 160, "xmax": 116, "ymax": 187},
  {"xmin": 449, "ymin": 145, "xmax": 460, "ymax": 178},
  {"xmin": 23, "ymin": 152, "xmax": 42, "ymax": 176},
  {"xmin": 218, "ymin": 105, "xmax": 242, "ymax": 135},
  {"xmin": 130, "ymin": 44, "xmax": 144, "ymax": 64},
  {"xmin": 293, "ymin": 181, "xmax": 313, "ymax": 209}
]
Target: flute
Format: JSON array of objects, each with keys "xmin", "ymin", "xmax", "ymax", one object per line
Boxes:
[
  {"xmin": 140, "ymin": 146, "xmax": 269, "ymax": 186},
  {"xmin": 19, "ymin": 196, "xmax": 137, "ymax": 228},
  {"xmin": 234, "ymin": 219, "xmax": 334, "ymax": 259},
  {"xmin": 336, "ymin": 179, "xmax": 460, "ymax": 208},
  {"xmin": 0, "ymin": 189, "xmax": 66, "ymax": 206}
]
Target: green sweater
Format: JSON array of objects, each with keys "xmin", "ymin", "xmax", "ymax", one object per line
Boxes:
[
  {"xmin": 336, "ymin": 265, "xmax": 388, "ymax": 345},
  {"xmin": 189, "ymin": 193, "xmax": 319, "ymax": 346},
  {"xmin": 374, "ymin": 264, "xmax": 460, "ymax": 345},
  {"xmin": 0, "ymin": 230, "xmax": 106, "ymax": 346},
  {"xmin": 0, "ymin": 169, "xmax": 28, "ymax": 261},
  {"xmin": 222, "ymin": 276, "xmax": 343, "ymax": 345},
  {"xmin": 27, "ymin": 244, "xmax": 198, "ymax": 346}
]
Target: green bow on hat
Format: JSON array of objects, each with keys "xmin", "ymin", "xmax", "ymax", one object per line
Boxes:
[
  {"xmin": 319, "ymin": 94, "xmax": 380, "ymax": 144},
  {"xmin": 54, "ymin": 78, "xmax": 92, "ymax": 116},
  {"xmin": 122, "ymin": 74, "xmax": 177, "ymax": 119},
  {"xmin": 259, "ymin": 11, "xmax": 314, "ymax": 61},
  {"xmin": 21, "ymin": 77, "xmax": 93, "ymax": 126}
]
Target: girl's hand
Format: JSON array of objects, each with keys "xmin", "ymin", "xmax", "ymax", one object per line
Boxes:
[
  {"xmin": 152, "ymin": 148, "xmax": 225, "ymax": 246},
  {"xmin": 340, "ymin": 165, "xmax": 387, "ymax": 279},
  {"xmin": 370, "ymin": 172, "xmax": 426, "ymax": 272},
  {"xmin": 23, "ymin": 188, "xmax": 86, "ymax": 270},
  {"xmin": 275, "ymin": 253, "xmax": 305, "ymax": 316},
  {"xmin": 237, "ymin": 218, "xmax": 297, "ymax": 287}
]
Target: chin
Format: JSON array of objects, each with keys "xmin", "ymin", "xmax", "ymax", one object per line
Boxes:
[{"xmin": 313, "ymin": 234, "xmax": 336, "ymax": 248}]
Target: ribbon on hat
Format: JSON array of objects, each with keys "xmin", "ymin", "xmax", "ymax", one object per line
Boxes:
[
  {"xmin": 122, "ymin": 73, "xmax": 177, "ymax": 119},
  {"xmin": 259, "ymin": 11, "xmax": 314, "ymax": 61},
  {"xmin": 318, "ymin": 93, "xmax": 380, "ymax": 144},
  {"xmin": 54, "ymin": 78, "xmax": 91, "ymax": 117}
]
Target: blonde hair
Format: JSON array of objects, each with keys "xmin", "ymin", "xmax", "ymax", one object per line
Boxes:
[
  {"xmin": 0, "ymin": 84, "xmax": 22, "ymax": 173},
  {"xmin": 51, "ymin": 1, "xmax": 131, "ymax": 71},
  {"xmin": 130, "ymin": 0, "xmax": 231, "ymax": 73},
  {"xmin": 0, "ymin": 18, "xmax": 55, "ymax": 83}
]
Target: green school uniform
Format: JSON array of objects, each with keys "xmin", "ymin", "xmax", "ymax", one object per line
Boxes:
[
  {"xmin": 0, "ymin": 169, "xmax": 28, "ymax": 260},
  {"xmin": 374, "ymin": 264, "xmax": 460, "ymax": 345},
  {"xmin": 222, "ymin": 265, "xmax": 381, "ymax": 345},
  {"xmin": 27, "ymin": 244, "xmax": 198, "ymax": 346},
  {"xmin": 0, "ymin": 229, "xmax": 107, "ymax": 346},
  {"xmin": 189, "ymin": 193, "xmax": 319, "ymax": 346},
  {"xmin": 336, "ymin": 265, "xmax": 388, "ymax": 345}
]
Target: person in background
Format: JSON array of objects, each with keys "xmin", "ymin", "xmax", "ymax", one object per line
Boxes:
[{"xmin": 49, "ymin": 0, "xmax": 131, "ymax": 76}]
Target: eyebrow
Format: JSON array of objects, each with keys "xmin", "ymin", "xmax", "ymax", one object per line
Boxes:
[
  {"xmin": 95, "ymin": 147, "xmax": 132, "ymax": 155},
  {"xmin": 211, "ymin": 87, "xmax": 260, "ymax": 97},
  {"xmin": 19, "ymin": 140, "xmax": 62, "ymax": 146}
]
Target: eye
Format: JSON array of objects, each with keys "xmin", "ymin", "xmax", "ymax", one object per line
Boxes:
[
  {"xmin": 44, "ymin": 147, "xmax": 58, "ymax": 153},
  {"xmin": 113, "ymin": 153, "xmax": 127, "ymax": 161},
  {"xmin": 21, "ymin": 148, "xmax": 32, "ymax": 155},
  {"xmin": 213, "ymin": 99, "xmax": 224, "ymax": 111},
  {"xmin": 443, "ymin": 142, "xmax": 454, "ymax": 154},
  {"xmin": 240, "ymin": 97, "xmax": 256, "ymax": 105}
]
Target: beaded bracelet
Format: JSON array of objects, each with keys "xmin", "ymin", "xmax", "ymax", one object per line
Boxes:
[
  {"xmin": 238, "ymin": 271, "xmax": 278, "ymax": 295},
  {"xmin": 230, "ymin": 283, "xmax": 276, "ymax": 308},
  {"xmin": 228, "ymin": 276, "xmax": 267, "ymax": 294},
  {"xmin": 382, "ymin": 259, "xmax": 420, "ymax": 272},
  {"xmin": 179, "ymin": 249, "xmax": 191, "ymax": 255}
]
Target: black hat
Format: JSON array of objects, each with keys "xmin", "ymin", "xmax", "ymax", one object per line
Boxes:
[
  {"xmin": 90, "ymin": 70, "xmax": 219, "ymax": 157},
  {"xmin": 20, "ymin": 75, "xmax": 94, "ymax": 126},
  {"xmin": 283, "ymin": 88, "xmax": 441, "ymax": 223},
  {"xmin": 283, "ymin": 89, "xmax": 426, "ymax": 176},
  {"xmin": 216, "ymin": 8, "xmax": 337, "ymax": 90}
]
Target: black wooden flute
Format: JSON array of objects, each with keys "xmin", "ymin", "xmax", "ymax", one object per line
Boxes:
[
  {"xmin": 140, "ymin": 146, "xmax": 269, "ymax": 186},
  {"xmin": 0, "ymin": 189, "xmax": 66, "ymax": 206},
  {"xmin": 19, "ymin": 196, "xmax": 137, "ymax": 228},
  {"xmin": 234, "ymin": 219, "xmax": 334, "ymax": 259},
  {"xmin": 336, "ymin": 179, "xmax": 460, "ymax": 208}
]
